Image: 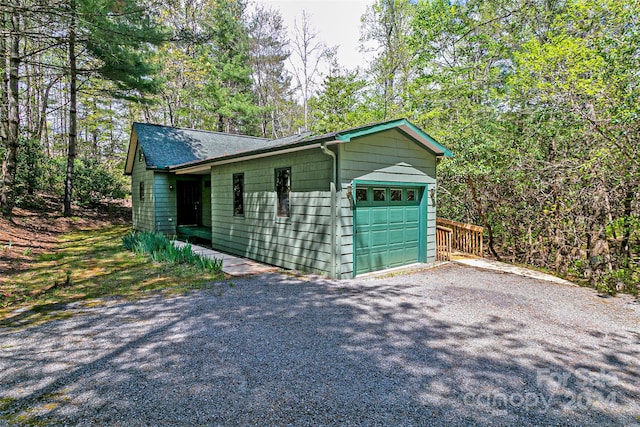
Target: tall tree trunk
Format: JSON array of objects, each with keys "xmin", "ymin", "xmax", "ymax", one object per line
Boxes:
[
  {"xmin": 23, "ymin": 40, "xmax": 32, "ymax": 131},
  {"xmin": 0, "ymin": 11, "xmax": 8, "ymax": 160},
  {"xmin": 92, "ymin": 128, "xmax": 99, "ymax": 158},
  {"xmin": 1, "ymin": 7, "xmax": 20, "ymax": 217},
  {"xmin": 586, "ymin": 181, "xmax": 613, "ymax": 283},
  {"xmin": 36, "ymin": 78, "xmax": 56, "ymax": 144},
  {"xmin": 467, "ymin": 176, "xmax": 501, "ymax": 261},
  {"xmin": 620, "ymin": 186, "xmax": 634, "ymax": 267},
  {"xmin": 302, "ymin": 71, "xmax": 308, "ymax": 130},
  {"xmin": 64, "ymin": 1, "xmax": 77, "ymax": 217}
]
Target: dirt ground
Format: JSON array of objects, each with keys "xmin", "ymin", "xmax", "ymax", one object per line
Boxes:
[{"xmin": 0, "ymin": 195, "xmax": 131, "ymax": 278}]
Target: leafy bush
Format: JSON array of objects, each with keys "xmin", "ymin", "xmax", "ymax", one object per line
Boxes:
[
  {"xmin": 122, "ymin": 230, "xmax": 222, "ymax": 272},
  {"xmin": 71, "ymin": 158, "xmax": 128, "ymax": 205},
  {"xmin": 40, "ymin": 156, "xmax": 127, "ymax": 206},
  {"xmin": 13, "ymin": 152, "xmax": 128, "ymax": 209},
  {"xmin": 15, "ymin": 138, "xmax": 47, "ymax": 198},
  {"xmin": 599, "ymin": 267, "xmax": 638, "ymax": 296}
]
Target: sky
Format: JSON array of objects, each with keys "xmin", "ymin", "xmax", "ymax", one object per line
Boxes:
[{"xmin": 255, "ymin": 0, "xmax": 375, "ymax": 72}]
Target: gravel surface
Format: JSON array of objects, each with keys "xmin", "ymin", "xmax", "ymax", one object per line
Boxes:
[{"xmin": 1, "ymin": 263, "xmax": 639, "ymax": 426}]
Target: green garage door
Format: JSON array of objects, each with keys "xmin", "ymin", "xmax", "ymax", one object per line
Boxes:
[{"xmin": 354, "ymin": 186, "xmax": 421, "ymax": 275}]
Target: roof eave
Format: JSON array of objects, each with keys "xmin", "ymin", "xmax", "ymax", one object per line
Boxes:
[
  {"xmin": 170, "ymin": 135, "xmax": 339, "ymax": 173},
  {"xmin": 124, "ymin": 124, "xmax": 139, "ymax": 175}
]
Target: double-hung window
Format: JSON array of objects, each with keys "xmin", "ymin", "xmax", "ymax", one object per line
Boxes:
[
  {"xmin": 275, "ymin": 167, "xmax": 291, "ymax": 217},
  {"xmin": 233, "ymin": 173, "xmax": 244, "ymax": 216}
]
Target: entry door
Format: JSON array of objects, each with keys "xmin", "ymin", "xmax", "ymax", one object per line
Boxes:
[
  {"xmin": 177, "ymin": 181, "xmax": 201, "ymax": 225},
  {"xmin": 354, "ymin": 186, "xmax": 421, "ymax": 275}
]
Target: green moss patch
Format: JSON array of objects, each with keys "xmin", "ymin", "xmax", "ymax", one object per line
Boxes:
[{"xmin": 0, "ymin": 225, "xmax": 224, "ymax": 327}]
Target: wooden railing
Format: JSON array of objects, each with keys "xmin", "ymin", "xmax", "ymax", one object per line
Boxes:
[
  {"xmin": 436, "ymin": 218, "xmax": 484, "ymax": 259},
  {"xmin": 436, "ymin": 225, "xmax": 453, "ymax": 261}
]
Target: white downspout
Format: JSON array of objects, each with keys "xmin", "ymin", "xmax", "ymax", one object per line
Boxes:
[{"xmin": 321, "ymin": 143, "xmax": 337, "ymax": 279}]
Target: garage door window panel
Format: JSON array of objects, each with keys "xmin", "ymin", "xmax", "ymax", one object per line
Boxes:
[
  {"xmin": 373, "ymin": 188, "xmax": 386, "ymax": 202},
  {"xmin": 356, "ymin": 188, "xmax": 368, "ymax": 202}
]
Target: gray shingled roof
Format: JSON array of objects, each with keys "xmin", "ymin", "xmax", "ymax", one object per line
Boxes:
[
  {"xmin": 133, "ymin": 123, "xmax": 311, "ymax": 169},
  {"xmin": 131, "ymin": 119, "xmax": 451, "ymax": 173}
]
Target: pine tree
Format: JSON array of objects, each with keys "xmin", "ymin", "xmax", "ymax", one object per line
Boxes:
[
  {"xmin": 0, "ymin": 2, "xmax": 21, "ymax": 217},
  {"xmin": 60, "ymin": 0, "xmax": 165, "ymax": 216},
  {"xmin": 204, "ymin": 0, "xmax": 258, "ymax": 134},
  {"xmin": 249, "ymin": 5, "xmax": 292, "ymax": 138}
]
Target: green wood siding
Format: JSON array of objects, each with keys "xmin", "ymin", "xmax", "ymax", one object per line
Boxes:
[
  {"xmin": 340, "ymin": 129, "xmax": 437, "ymax": 182},
  {"xmin": 210, "ymin": 150, "xmax": 334, "ymax": 275},
  {"xmin": 201, "ymin": 177, "xmax": 212, "ymax": 226},
  {"xmin": 131, "ymin": 150, "xmax": 155, "ymax": 232},
  {"xmin": 338, "ymin": 129, "xmax": 439, "ymax": 277},
  {"xmin": 154, "ymin": 173, "xmax": 177, "ymax": 235}
]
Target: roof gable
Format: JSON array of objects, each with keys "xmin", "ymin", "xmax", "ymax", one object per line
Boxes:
[{"xmin": 333, "ymin": 119, "xmax": 453, "ymax": 158}]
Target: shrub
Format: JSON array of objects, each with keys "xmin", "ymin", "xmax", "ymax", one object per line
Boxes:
[
  {"xmin": 122, "ymin": 231, "xmax": 222, "ymax": 272},
  {"xmin": 44, "ymin": 156, "xmax": 127, "ymax": 206},
  {"xmin": 15, "ymin": 138, "xmax": 47, "ymax": 198},
  {"xmin": 599, "ymin": 267, "xmax": 638, "ymax": 296},
  {"xmin": 72, "ymin": 158, "xmax": 127, "ymax": 205}
]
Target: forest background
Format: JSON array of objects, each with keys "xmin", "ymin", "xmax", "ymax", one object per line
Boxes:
[{"xmin": 1, "ymin": 0, "xmax": 638, "ymax": 294}]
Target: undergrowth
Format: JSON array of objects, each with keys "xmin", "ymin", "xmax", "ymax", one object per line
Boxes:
[
  {"xmin": 122, "ymin": 231, "xmax": 222, "ymax": 272},
  {"xmin": 0, "ymin": 226, "xmax": 225, "ymax": 327}
]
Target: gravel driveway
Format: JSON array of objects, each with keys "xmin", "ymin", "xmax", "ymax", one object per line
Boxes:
[{"xmin": 1, "ymin": 264, "xmax": 639, "ymax": 426}]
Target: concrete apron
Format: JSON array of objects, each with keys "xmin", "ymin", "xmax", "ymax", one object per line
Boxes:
[
  {"xmin": 173, "ymin": 241, "xmax": 573, "ymax": 285},
  {"xmin": 172, "ymin": 241, "xmax": 279, "ymax": 277},
  {"xmin": 454, "ymin": 257, "xmax": 577, "ymax": 286}
]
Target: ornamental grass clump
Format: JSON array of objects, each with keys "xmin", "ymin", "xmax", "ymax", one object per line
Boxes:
[{"xmin": 122, "ymin": 231, "xmax": 222, "ymax": 272}]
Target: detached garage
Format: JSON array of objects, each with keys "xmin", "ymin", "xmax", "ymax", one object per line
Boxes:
[{"xmin": 125, "ymin": 118, "xmax": 452, "ymax": 278}]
